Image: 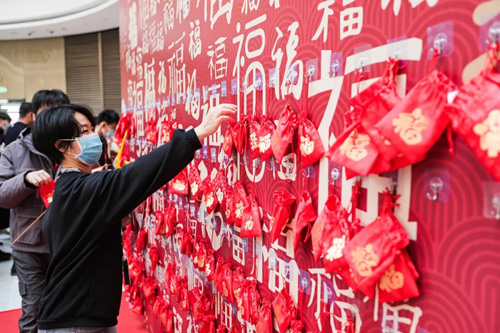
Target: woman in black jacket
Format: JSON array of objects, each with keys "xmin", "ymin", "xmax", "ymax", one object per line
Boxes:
[{"xmin": 32, "ymin": 103, "xmax": 235, "ymax": 332}]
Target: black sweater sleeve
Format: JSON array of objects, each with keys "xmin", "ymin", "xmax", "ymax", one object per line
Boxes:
[{"xmin": 71, "ymin": 129, "xmax": 201, "ymax": 225}]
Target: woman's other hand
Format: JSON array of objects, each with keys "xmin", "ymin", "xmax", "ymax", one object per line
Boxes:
[{"xmin": 194, "ymin": 103, "xmax": 237, "ymax": 143}]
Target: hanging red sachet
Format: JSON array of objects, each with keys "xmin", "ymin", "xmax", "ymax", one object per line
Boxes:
[
  {"xmin": 258, "ymin": 115, "xmax": 276, "ymax": 161},
  {"xmin": 272, "ymin": 288, "xmax": 296, "ymax": 333},
  {"xmin": 203, "ymin": 177, "xmax": 218, "ymax": 214},
  {"xmin": 213, "ymin": 170, "xmax": 228, "ymax": 209},
  {"xmin": 145, "ymin": 120, "xmax": 158, "ymax": 145},
  {"xmin": 255, "ymin": 299, "xmax": 273, "ymax": 333},
  {"xmin": 376, "ymin": 69, "xmax": 457, "ymax": 164},
  {"xmin": 232, "ymin": 116, "xmax": 249, "ymax": 155},
  {"xmin": 240, "ymin": 197, "xmax": 262, "ymax": 238},
  {"xmin": 168, "ymin": 168, "xmax": 188, "ymax": 195},
  {"xmin": 272, "ymin": 104, "xmax": 299, "ymax": 164},
  {"xmin": 269, "ymin": 190, "xmax": 296, "ymax": 243},
  {"xmin": 188, "ymin": 165, "xmax": 203, "ymax": 200},
  {"xmin": 160, "ymin": 119, "xmax": 175, "ymax": 144},
  {"xmin": 233, "ymin": 181, "xmax": 249, "ymax": 227},
  {"xmin": 292, "ymin": 190, "xmax": 317, "ymax": 252},
  {"xmin": 223, "ymin": 125, "xmax": 234, "ymax": 157},
  {"xmin": 249, "ymin": 117, "xmax": 262, "ymax": 159},
  {"xmin": 135, "ymin": 229, "xmax": 148, "ymax": 253}
]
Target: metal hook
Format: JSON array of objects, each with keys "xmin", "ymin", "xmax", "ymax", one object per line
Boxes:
[
  {"xmin": 431, "ymin": 33, "xmax": 447, "ymax": 56},
  {"xmin": 267, "ymin": 75, "xmax": 276, "ymax": 88},
  {"xmin": 488, "ymin": 22, "xmax": 500, "ymax": 46},
  {"xmin": 491, "ymin": 194, "xmax": 500, "ymax": 221},
  {"xmin": 358, "ymin": 57, "xmax": 367, "ymax": 73},
  {"xmin": 426, "ymin": 177, "xmax": 443, "ymax": 201},
  {"xmin": 331, "ymin": 168, "xmax": 340, "ymax": 186},
  {"xmin": 331, "ymin": 60, "xmax": 340, "ymax": 77},
  {"xmin": 240, "ymin": 81, "xmax": 248, "ymax": 93},
  {"xmin": 300, "ymin": 277, "xmax": 308, "ymax": 290},
  {"xmin": 307, "ymin": 65, "xmax": 315, "ymax": 78}
]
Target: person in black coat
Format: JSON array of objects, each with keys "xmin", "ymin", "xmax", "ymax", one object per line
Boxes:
[
  {"xmin": 4, "ymin": 102, "xmax": 35, "ymax": 146},
  {"xmin": 32, "ymin": 103, "xmax": 235, "ymax": 332}
]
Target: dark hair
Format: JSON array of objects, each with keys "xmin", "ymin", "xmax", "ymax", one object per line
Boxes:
[
  {"xmin": 19, "ymin": 102, "xmax": 34, "ymax": 118},
  {"xmin": 76, "ymin": 105, "xmax": 97, "ymax": 129},
  {"xmin": 97, "ymin": 109, "xmax": 120, "ymax": 125},
  {"xmin": 31, "ymin": 89, "xmax": 70, "ymax": 113},
  {"xmin": 0, "ymin": 112, "xmax": 11, "ymax": 121},
  {"xmin": 33, "ymin": 104, "xmax": 88, "ymax": 163}
]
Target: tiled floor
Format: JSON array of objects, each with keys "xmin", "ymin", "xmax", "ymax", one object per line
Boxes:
[{"xmin": 0, "ymin": 232, "xmax": 22, "ymax": 312}]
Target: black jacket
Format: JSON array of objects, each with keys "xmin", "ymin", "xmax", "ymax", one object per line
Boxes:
[
  {"xmin": 4, "ymin": 122, "xmax": 29, "ymax": 146},
  {"xmin": 37, "ymin": 129, "xmax": 201, "ymax": 329}
]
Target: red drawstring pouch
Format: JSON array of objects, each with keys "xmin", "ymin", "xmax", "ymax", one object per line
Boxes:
[
  {"xmin": 447, "ymin": 50, "xmax": 500, "ymax": 180},
  {"xmin": 217, "ymin": 324, "xmax": 227, "ymax": 333},
  {"xmin": 199, "ymin": 315, "xmax": 216, "ymax": 333},
  {"xmin": 233, "ymin": 181, "xmax": 249, "ymax": 227},
  {"xmin": 40, "ymin": 181, "xmax": 55, "ymax": 208},
  {"xmin": 143, "ymin": 276, "xmax": 157, "ymax": 305},
  {"xmin": 272, "ymin": 288, "xmax": 296, "ymax": 333},
  {"xmin": 343, "ymin": 192, "xmax": 408, "ymax": 298},
  {"xmin": 148, "ymin": 245, "xmax": 159, "ymax": 273},
  {"xmin": 232, "ymin": 116, "xmax": 248, "ymax": 154},
  {"xmin": 224, "ymin": 185, "xmax": 236, "ymax": 225},
  {"xmin": 215, "ymin": 257, "xmax": 226, "ymax": 293},
  {"xmin": 129, "ymin": 257, "xmax": 144, "ymax": 281},
  {"xmin": 160, "ymin": 304, "xmax": 169, "ymax": 328},
  {"xmin": 197, "ymin": 241, "xmax": 207, "ymax": 271},
  {"xmin": 152, "ymin": 296, "xmax": 163, "ymax": 318},
  {"xmin": 237, "ymin": 280, "xmax": 250, "ymax": 321},
  {"xmin": 240, "ymin": 198, "xmax": 262, "ymax": 238},
  {"xmin": 256, "ymin": 299, "xmax": 273, "ymax": 333},
  {"xmin": 311, "ymin": 194, "xmax": 340, "ymax": 261},
  {"xmin": 258, "ymin": 115, "xmax": 276, "ymax": 161},
  {"xmin": 160, "ymin": 119, "xmax": 175, "ymax": 144},
  {"xmin": 163, "ymin": 206, "xmax": 176, "ymax": 238},
  {"xmin": 272, "ymin": 104, "xmax": 299, "ymax": 164},
  {"xmin": 169, "ymin": 168, "xmax": 189, "ymax": 196},
  {"xmin": 269, "ymin": 190, "xmax": 296, "ymax": 243},
  {"xmin": 298, "ymin": 117, "xmax": 325, "ymax": 168},
  {"xmin": 164, "ymin": 263, "xmax": 175, "ymax": 288},
  {"xmin": 154, "ymin": 210, "xmax": 165, "ymax": 236},
  {"xmin": 180, "ymin": 285, "xmax": 190, "ymax": 311},
  {"xmin": 192, "ymin": 242, "xmax": 200, "ymax": 267},
  {"xmin": 376, "ymin": 70, "xmax": 457, "ymax": 164},
  {"xmin": 223, "ymin": 126, "xmax": 234, "ymax": 157},
  {"xmin": 203, "ymin": 178, "xmax": 219, "ymax": 214},
  {"xmin": 135, "ymin": 229, "xmax": 148, "ymax": 253},
  {"xmin": 220, "ymin": 263, "xmax": 234, "ymax": 303},
  {"xmin": 378, "ymin": 249, "xmax": 420, "ymax": 303},
  {"xmin": 247, "ymin": 280, "xmax": 261, "ymax": 325},
  {"xmin": 249, "ymin": 118, "xmax": 261, "ymax": 159},
  {"xmin": 293, "ymin": 191, "xmax": 317, "ymax": 252},
  {"xmin": 327, "ymin": 124, "xmax": 380, "ymax": 177},
  {"xmin": 213, "ymin": 170, "xmax": 228, "ymax": 209},
  {"xmin": 132, "ymin": 297, "xmax": 143, "ymax": 316},
  {"xmin": 189, "ymin": 165, "xmax": 203, "ymax": 200},
  {"xmin": 205, "ymin": 249, "xmax": 216, "ymax": 281},
  {"xmin": 232, "ymin": 267, "xmax": 245, "ymax": 306},
  {"xmin": 145, "ymin": 120, "xmax": 158, "ymax": 145},
  {"xmin": 289, "ymin": 320, "xmax": 304, "ymax": 333},
  {"xmin": 181, "ymin": 229, "xmax": 194, "ymax": 257},
  {"xmin": 115, "ymin": 112, "xmax": 132, "ymax": 142}
]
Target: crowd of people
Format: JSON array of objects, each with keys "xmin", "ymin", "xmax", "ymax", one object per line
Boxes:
[
  {"xmin": 0, "ymin": 89, "xmax": 233, "ymax": 333},
  {"xmin": 0, "ymin": 90, "xmax": 119, "ymax": 332}
]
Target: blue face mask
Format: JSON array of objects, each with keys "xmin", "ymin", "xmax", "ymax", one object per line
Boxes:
[
  {"xmin": 66, "ymin": 133, "xmax": 103, "ymax": 164},
  {"xmin": 3, "ymin": 123, "xmax": 10, "ymax": 132},
  {"xmin": 104, "ymin": 128, "xmax": 115, "ymax": 138}
]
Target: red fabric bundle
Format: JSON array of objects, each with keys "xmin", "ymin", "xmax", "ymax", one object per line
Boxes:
[
  {"xmin": 293, "ymin": 190, "xmax": 317, "ymax": 252},
  {"xmin": 223, "ymin": 126, "xmax": 234, "ymax": 157},
  {"xmin": 148, "ymin": 245, "xmax": 159, "ymax": 273},
  {"xmin": 132, "ymin": 297, "xmax": 143, "ymax": 316},
  {"xmin": 289, "ymin": 320, "xmax": 304, "ymax": 333},
  {"xmin": 298, "ymin": 117, "xmax": 325, "ymax": 168},
  {"xmin": 232, "ymin": 267, "xmax": 245, "ymax": 306},
  {"xmin": 219, "ymin": 262, "xmax": 234, "ymax": 303},
  {"xmin": 258, "ymin": 115, "xmax": 276, "ymax": 161},
  {"xmin": 272, "ymin": 104, "xmax": 299, "ymax": 164},
  {"xmin": 199, "ymin": 315, "xmax": 216, "ymax": 333},
  {"xmin": 180, "ymin": 229, "xmax": 194, "ymax": 257},
  {"xmin": 213, "ymin": 170, "xmax": 228, "ymax": 209},
  {"xmin": 233, "ymin": 181, "xmax": 249, "ymax": 227},
  {"xmin": 232, "ymin": 116, "xmax": 248, "ymax": 154},
  {"xmin": 152, "ymin": 296, "xmax": 163, "ymax": 318},
  {"xmin": 142, "ymin": 276, "xmax": 157, "ymax": 304},
  {"xmin": 163, "ymin": 206, "xmax": 176, "ymax": 238},
  {"xmin": 224, "ymin": 185, "xmax": 235, "ymax": 225},
  {"xmin": 164, "ymin": 263, "xmax": 175, "ymax": 288},
  {"xmin": 115, "ymin": 112, "xmax": 132, "ymax": 142},
  {"xmin": 191, "ymin": 288, "xmax": 211, "ymax": 322},
  {"xmin": 169, "ymin": 168, "xmax": 189, "ymax": 195},
  {"xmin": 249, "ymin": 118, "xmax": 261, "ymax": 159},
  {"xmin": 240, "ymin": 197, "xmax": 262, "ymax": 238},
  {"xmin": 376, "ymin": 69, "xmax": 457, "ymax": 163},
  {"xmin": 214, "ymin": 257, "xmax": 226, "ymax": 292},
  {"xmin": 203, "ymin": 178, "xmax": 218, "ymax": 214},
  {"xmin": 217, "ymin": 324, "xmax": 227, "ymax": 333},
  {"xmin": 145, "ymin": 120, "xmax": 158, "ymax": 145},
  {"xmin": 189, "ymin": 165, "xmax": 203, "ymax": 200},
  {"xmin": 269, "ymin": 190, "xmax": 296, "ymax": 243},
  {"xmin": 160, "ymin": 305, "xmax": 173, "ymax": 331},
  {"xmin": 255, "ymin": 299, "xmax": 273, "ymax": 333},
  {"xmin": 205, "ymin": 249, "xmax": 216, "ymax": 281},
  {"xmin": 343, "ymin": 192, "xmax": 409, "ymax": 298},
  {"xmin": 154, "ymin": 210, "xmax": 165, "ymax": 236},
  {"xmin": 447, "ymin": 54, "xmax": 500, "ymax": 181},
  {"xmin": 180, "ymin": 285, "xmax": 190, "ymax": 311},
  {"xmin": 135, "ymin": 229, "xmax": 148, "ymax": 253},
  {"xmin": 246, "ymin": 280, "xmax": 261, "ymax": 325},
  {"xmin": 160, "ymin": 119, "xmax": 174, "ymax": 144},
  {"xmin": 378, "ymin": 249, "xmax": 420, "ymax": 303},
  {"xmin": 272, "ymin": 288, "xmax": 296, "ymax": 332},
  {"xmin": 39, "ymin": 181, "xmax": 55, "ymax": 208},
  {"xmin": 129, "ymin": 256, "xmax": 145, "ymax": 281},
  {"xmin": 198, "ymin": 241, "xmax": 207, "ymax": 271}
]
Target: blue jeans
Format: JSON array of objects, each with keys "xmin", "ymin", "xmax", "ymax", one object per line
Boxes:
[{"xmin": 38, "ymin": 327, "xmax": 117, "ymax": 333}]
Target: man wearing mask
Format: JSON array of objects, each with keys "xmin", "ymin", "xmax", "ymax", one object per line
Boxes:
[
  {"xmin": 95, "ymin": 109, "xmax": 119, "ymax": 168},
  {"xmin": 0, "ymin": 89, "xmax": 69, "ymax": 333},
  {"xmin": 0, "ymin": 112, "xmax": 12, "ymax": 146},
  {"xmin": 4, "ymin": 102, "xmax": 35, "ymax": 146}
]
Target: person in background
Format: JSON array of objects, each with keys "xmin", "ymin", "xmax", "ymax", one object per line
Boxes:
[
  {"xmin": 0, "ymin": 112, "xmax": 12, "ymax": 146},
  {"xmin": 0, "ymin": 89, "xmax": 69, "ymax": 333},
  {"xmin": 32, "ymin": 103, "xmax": 235, "ymax": 332},
  {"xmin": 95, "ymin": 109, "xmax": 119, "ymax": 168},
  {"xmin": 4, "ymin": 102, "xmax": 35, "ymax": 146}
]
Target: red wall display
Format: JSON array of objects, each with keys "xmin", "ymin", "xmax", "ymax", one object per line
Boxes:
[{"xmin": 118, "ymin": 0, "xmax": 500, "ymax": 332}]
